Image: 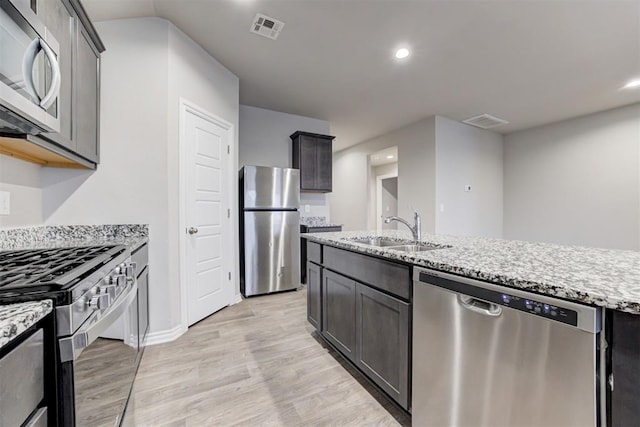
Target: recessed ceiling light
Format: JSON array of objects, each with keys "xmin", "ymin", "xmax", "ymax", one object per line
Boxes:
[
  {"xmin": 386, "ymin": 155, "xmax": 394, "ymax": 159},
  {"xmin": 622, "ymin": 79, "xmax": 640, "ymax": 90},
  {"xmin": 395, "ymin": 48, "xmax": 410, "ymax": 60}
]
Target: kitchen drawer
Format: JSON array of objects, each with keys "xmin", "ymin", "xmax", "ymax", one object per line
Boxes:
[
  {"xmin": 323, "ymin": 246, "xmax": 411, "ymax": 301},
  {"xmin": 0, "ymin": 329, "xmax": 44, "ymax": 427},
  {"xmin": 307, "ymin": 241, "xmax": 322, "ymax": 264}
]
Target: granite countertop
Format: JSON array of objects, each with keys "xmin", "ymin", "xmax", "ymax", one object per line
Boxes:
[
  {"xmin": 0, "ymin": 300, "xmax": 53, "ymax": 350},
  {"xmin": 301, "ymin": 223, "xmax": 343, "ymax": 229},
  {"xmin": 0, "ymin": 224, "xmax": 148, "ymax": 252},
  {"xmin": 300, "ymin": 217, "xmax": 342, "ymax": 228},
  {"xmin": 304, "ymin": 230, "xmax": 640, "ymax": 315}
]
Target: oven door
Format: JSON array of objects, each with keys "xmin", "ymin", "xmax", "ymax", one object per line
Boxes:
[
  {"xmin": 59, "ymin": 281, "xmax": 139, "ymax": 427},
  {"xmin": 0, "ymin": 0, "xmax": 61, "ymax": 134}
]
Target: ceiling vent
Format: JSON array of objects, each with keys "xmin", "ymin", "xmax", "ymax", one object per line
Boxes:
[
  {"xmin": 250, "ymin": 13, "xmax": 285, "ymax": 40},
  {"xmin": 462, "ymin": 114, "xmax": 509, "ymax": 129}
]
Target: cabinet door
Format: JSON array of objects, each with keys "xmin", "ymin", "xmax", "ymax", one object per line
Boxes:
[
  {"xmin": 322, "ymin": 270, "xmax": 356, "ymax": 362},
  {"xmin": 315, "ymin": 138, "xmax": 332, "ymax": 191},
  {"xmin": 74, "ymin": 24, "xmax": 100, "ymax": 162},
  {"xmin": 306, "ymin": 261, "xmax": 322, "ymax": 330},
  {"xmin": 355, "ymin": 283, "xmax": 410, "ymax": 409},
  {"xmin": 610, "ymin": 310, "xmax": 640, "ymax": 426},
  {"xmin": 40, "ymin": 0, "xmax": 75, "ymax": 151},
  {"xmin": 298, "ymin": 135, "xmax": 317, "ymax": 190}
]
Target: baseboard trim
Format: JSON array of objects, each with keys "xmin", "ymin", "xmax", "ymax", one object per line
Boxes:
[
  {"xmin": 232, "ymin": 293, "xmax": 243, "ymax": 305},
  {"xmin": 145, "ymin": 324, "xmax": 187, "ymax": 346}
]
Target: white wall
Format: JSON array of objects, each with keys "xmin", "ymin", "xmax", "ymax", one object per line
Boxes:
[
  {"xmin": 435, "ymin": 116, "xmax": 503, "ymax": 238},
  {"xmin": 380, "ymin": 177, "xmax": 398, "ymax": 230},
  {"xmin": 368, "ymin": 162, "xmax": 398, "ymax": 229},
  {"xmin": 239, "ymin": 105, "xmax": 329, "ymax": 168},
  {"xmin": 0, "ymin": 155, "xmax": 42, "ymax": 227},
  {"xmin": 504, "ymin": 103, "xmax": 640, "ymax": 250},
  {"xmin": 332, "ymin": 117, "xmax": 436, "ymax": 231},
  {"xmin": 41, "ymin": 18, "xmax": 239, "ymax": 337},
  {"xmin": 239, "ymin": 105, "xmax": 331, "ymax": 220}
]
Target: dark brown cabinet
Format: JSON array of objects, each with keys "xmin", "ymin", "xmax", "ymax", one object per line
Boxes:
[
  {"xmin": 355, "ymin": 283, "xmax": 410, "ymax": 409},
  {"xmin": 311, "ymin": 241, "xmax": 413, "ymax": 411},
  {"xmin": 74, "ymin": 21, "xmax": 101, "ymax": 162},
  {"xmin": 300, "ymin": 225, "xmax": 342, "ymax": 283},
  {"xmin": 291, "ymin": 131, "xmax": 335, "ymax": 192},
  {"xmin": 322, "ymin": 269, "xmax": 357, "ymax": 362},
  {"xmin": 609, "ymin": 310, "xmax": 640, "ymax": 426},
  {"xmin": 306, "ymin": 261, "xmax": 322, "ymax": 331}
]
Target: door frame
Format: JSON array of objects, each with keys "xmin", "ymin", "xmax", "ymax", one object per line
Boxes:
[
  {"xmin": 376, "ymin": 172, "xmax": 398, "ymax": 231},
  {"xmin": 178, "ymin": 98, "xmax": 235, "ymax": 330}
]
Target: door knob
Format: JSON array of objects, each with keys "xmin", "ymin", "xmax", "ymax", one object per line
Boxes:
[{"xmin": 187, "ymin": 227, "xmax": 199, "ymax": 235}]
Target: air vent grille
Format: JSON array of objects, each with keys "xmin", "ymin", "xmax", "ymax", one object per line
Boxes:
[
  {"xmin": 250, "ymin": 13, "xmax": 285, "ymax": 40},
  {"xmin": 462, "ymin": 114, "xmax": 509, "ymax": 129}
]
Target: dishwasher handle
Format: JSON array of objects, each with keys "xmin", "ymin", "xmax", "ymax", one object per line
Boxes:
[{"xmin": 458, "ymin": 295, "xmax": 502, "ymax": 317}]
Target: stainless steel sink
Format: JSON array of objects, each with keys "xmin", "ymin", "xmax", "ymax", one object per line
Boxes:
[
  {"xmin": 386, "ymin": 244, "xmax": 440, "ymax": 253},
  {"xmin": 349, "ymin": 237, "xmax": 406, "ymax": 247},
  {"xmin": 347, "ymin": 238, "xmax": 447, "ymax": 253}
]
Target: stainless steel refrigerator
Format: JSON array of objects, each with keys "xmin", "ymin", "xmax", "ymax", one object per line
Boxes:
[{"xmin": 240, "ymin": 165, "xmax": 300, "ymax": 297}]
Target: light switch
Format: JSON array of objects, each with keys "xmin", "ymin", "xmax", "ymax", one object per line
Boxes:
[
  {"xmin": 464, "ymin": 185, "xmax": 472, "ymax": 192},
  {"xmin": 305, "ymin": 204, "xmax": 310, "ymax": 213},
  {"xmin": 439, "ymin": 204, "xmax": 445, "ymax": 212},
  {"xmin": 0, "ymin": 191, "xmax": 10, "ymax": 215}
]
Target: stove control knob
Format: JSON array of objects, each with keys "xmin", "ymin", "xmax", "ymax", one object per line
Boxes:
[
  {"xmin": 125, "ymin": 262, "xmax": 137, "ymax": 278},
  {"xmin": 100, "ymin": 284, "xmax": 117, "ymax": 300},
  {"xmin": 109, "ymin": 274, "xmax": 126, "ymax": 287},
  {"xmin": 88, "ymin": 293, "xmax": 110, "ymax": 310}
]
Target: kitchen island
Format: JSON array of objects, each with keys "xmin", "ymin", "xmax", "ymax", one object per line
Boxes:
[{"xmin": 303, "ymin": 230, "xmax": 640, "ymax": 426}]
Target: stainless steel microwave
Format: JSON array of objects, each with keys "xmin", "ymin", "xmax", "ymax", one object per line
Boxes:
[{"xmin": 0, "ymin": 0, "xmax": 61, "ymax": 135}]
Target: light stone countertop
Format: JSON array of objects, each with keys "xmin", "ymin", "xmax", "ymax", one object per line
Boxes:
[
  {"xmin": 0, "ymin": 300, "xmax": 53, "ymax": 351},
  {"xmin": 0, "ymin": 224, "xmax": 148, "ymax": 252},
  {"xmin": 303, "ymin": 230, "xmax": 640, "ymax": 314}
]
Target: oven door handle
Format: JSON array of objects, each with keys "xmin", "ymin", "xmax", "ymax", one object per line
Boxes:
[{"xmin": 59, "ymin": 282, "xmax": 138, "ymax": 363}]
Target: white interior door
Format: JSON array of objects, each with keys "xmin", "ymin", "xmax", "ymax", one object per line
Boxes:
[{"xmin": 183, "ymin": 104, "xmax": 232, "ymax": 326}]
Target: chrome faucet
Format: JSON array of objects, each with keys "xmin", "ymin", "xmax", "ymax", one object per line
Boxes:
[{"xmin": 383, "ymin": 211, "xmax": 421, "ymax": 242}]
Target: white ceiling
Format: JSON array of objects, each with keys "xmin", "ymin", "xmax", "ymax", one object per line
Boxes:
[{"xmin": 82, "ymin": 0, "xmax": 640, "ymax": 151}]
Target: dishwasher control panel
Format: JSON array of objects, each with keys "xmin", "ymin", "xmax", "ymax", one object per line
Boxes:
[
  {"xmin": 500, "ymin": 294, "xmax": 578, "ymax": 326},
  {"xmin": 418, "ymin": 271, "xmax": 580, "ymax": 327}
]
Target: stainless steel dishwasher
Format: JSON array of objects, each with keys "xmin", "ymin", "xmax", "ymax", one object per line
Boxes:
[{"xmin": 412, "ymin": 267, "xmax": 604, "ymax": 427}]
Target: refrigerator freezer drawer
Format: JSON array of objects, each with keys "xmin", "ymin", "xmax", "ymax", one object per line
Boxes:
[
  {"xmin": 242, "ymin": 165, "xmax": 300, "ymax": 209},
  {"xmin": 242, "ymin": 210, "xmax": 300, "ymax": 297}
]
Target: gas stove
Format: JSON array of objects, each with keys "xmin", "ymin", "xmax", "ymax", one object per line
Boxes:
[
  {"xmin": 0, "ymin": 246, "xmax": 128, "ymax": 304},
  {"xmin": 0, "ymin": 245, "xmax": 135, "ymax": 337},
  {"xmin": 1, "ymin": 244, "xmax": 141, "ymax": 426}
]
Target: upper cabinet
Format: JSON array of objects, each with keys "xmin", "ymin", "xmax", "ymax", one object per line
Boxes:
[
  {"xmin": 291, "ymin": 131, "xmax": 335, "ymax": 193},
  {"xmin": 0, "ymin": 0, "xmax": 104, "ymax": 169}
]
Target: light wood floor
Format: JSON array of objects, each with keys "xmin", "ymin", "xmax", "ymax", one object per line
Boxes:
[{"xmin": 122, "ymin": 287, "xmax": 411, "ymax": 426}]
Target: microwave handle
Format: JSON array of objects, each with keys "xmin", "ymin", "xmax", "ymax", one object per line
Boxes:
[
  {"xmin": 39, "ymin": 39, "xmax": 60, "ymax": 110},
  {"xmin": 21, "ymin": 37, "xmax": 41, "ymax": 102}
]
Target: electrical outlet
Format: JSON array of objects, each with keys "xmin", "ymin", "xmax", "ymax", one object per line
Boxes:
[{"xmin": 0, "ymin": 191, "xmax": 10, "ymax": 215}]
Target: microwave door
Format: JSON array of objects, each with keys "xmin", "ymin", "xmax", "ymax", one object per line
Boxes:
[{"xmin": 0, "ymin": 0, "xmax": 61, "ymax": 133}]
